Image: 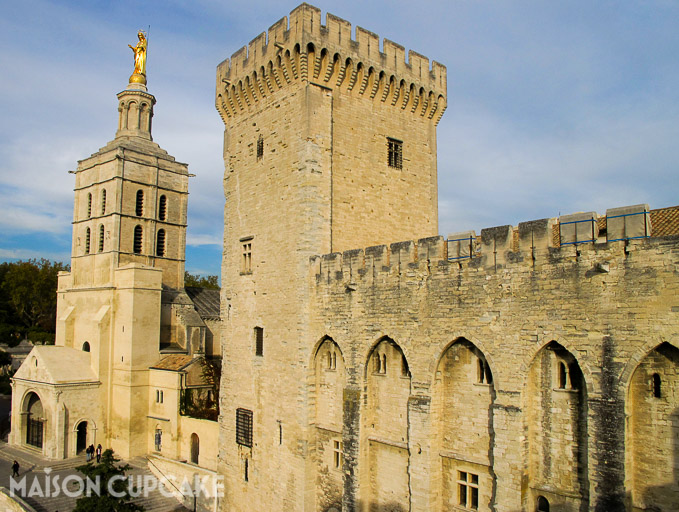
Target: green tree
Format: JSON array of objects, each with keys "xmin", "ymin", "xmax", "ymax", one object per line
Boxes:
[
  {"xmin": 0, "ymin": 259, "xmax": 68, "ymax": 344},
  {"xmin": 73, "ymin": 449, "xmax": 144, "ymax": 512},
  {"xmin": 184, "ymin": 271, "xmax": 219, "ymax": 289}
]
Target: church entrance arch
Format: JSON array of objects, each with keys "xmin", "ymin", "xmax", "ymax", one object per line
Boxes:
[
  {"xmin": 23, "ymin": 392, "xmax": 44, "ymax": 450},
  {"xmin": 76, "ymin": 421, "xmax": 88, "ymax": 453}
]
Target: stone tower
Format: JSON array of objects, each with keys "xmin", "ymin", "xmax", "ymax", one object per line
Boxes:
[
  {"xmin": 215, "ymin": 4, "xmax": 446, "ymax": 510},
  {"xmin": 55, "ymin": 76, "xmax": 189, "ymax": 458}
]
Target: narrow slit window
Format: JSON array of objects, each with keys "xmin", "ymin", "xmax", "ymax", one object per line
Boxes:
[
  {"xmin": 256, "ymin": 135, "xmax": 264, "ymax": 160},
  {"xmin": 558, "ymin": 362, "xmax": 567, "ymax": 389},
  {"xmin": 158, "ymin": 195, "xmax": 167, "ymax": 221},
  {"xmin": 333, "ymin": 439, "xmax": 343, "ymax": 469},
  {"xmin": 156, "ymin": 229, "xmax": 166, "ymax": 257},
  {"xmin": 101, "ymin": 189, "xmax": 106, "ymax": 215},
  {"xmin": 98, "ymin": 224, "xmax": 104, "ymax": 252},
  {"xmin": 387, "ymin": 138, "xmax": 403, "ymax": 169},
  {"xmin": 255, "ymin": 327, "xmax": 264, "ymax": 357},
  {"xmin": 87, "ymin": 193, "xmax": 92, "ymax": 218},
  {"xmin": 133, "ymin": 225, "xmax": 143, "ymax": 254},
  {"xmin": 242, "ymin": 241, "xmax": 252, "ymax": 273},
  {"xmin": 136, "ymin": 189, "xmax": 144, "ymax": 216},
  {"xmin": 653, "ymin": 373, "xmax": 661, "ymax": 398},
  {"xmin": 85, "ymin": 227, "xmax": 91, "ymax": 254}
]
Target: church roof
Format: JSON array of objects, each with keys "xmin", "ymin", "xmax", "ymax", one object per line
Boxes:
[
  {"xmin": 13, "ymin": 346, "xmax": 98, "ymax": 384},
  {"xmin": 185, "ymin": 287, "xmax": 221, "ymax": 319},
  {"xmin": 150, "ymin": 354, "xmax": 195, "ymax": 371}
]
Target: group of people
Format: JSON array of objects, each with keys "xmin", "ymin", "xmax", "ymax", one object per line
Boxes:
[{"xmin": 85, "ymin": 443, "xmax": 102, "ymax": 463}]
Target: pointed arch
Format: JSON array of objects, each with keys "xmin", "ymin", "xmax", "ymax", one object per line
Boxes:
[{"xmin": 525, "ymin": 341, "xmax": 589, "ymax": 509}]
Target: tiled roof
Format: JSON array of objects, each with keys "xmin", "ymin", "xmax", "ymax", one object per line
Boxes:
[
  {"xmin": 185, "ymin": 287, "xmax": 221, "ymax": 319},
  {"xmin": 151, "ymin": 354, "xmax": 194, "ymax": 371},
  {"xmin": 650, "ymin": 205, "xmax": 679, "ymax": 237}
]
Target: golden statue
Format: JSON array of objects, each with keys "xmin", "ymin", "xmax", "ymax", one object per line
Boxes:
[{"xmin": 128, "ymin": 31, "xmax": 147, "ymax": 85}]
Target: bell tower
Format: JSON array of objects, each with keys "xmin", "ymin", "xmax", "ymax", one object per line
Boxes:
[
  {"xmin": 55, "ymin": 40, "xmax": 191, "ymax": 458},
  {"xmin": 69, "ymin": 77, "xmax": 189, "ymax": 290}
]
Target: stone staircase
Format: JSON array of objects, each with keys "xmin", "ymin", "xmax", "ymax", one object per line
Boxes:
[{"xmin": 19, "ymin": 462, "xmax": 188, "ymax": 512}]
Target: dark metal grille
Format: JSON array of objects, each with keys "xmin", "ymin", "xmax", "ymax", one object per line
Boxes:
[
  {"xmin": 27, "ymin": 417, "xmax": 43, "ymax": 448},
  {"xmin": 236, "ymin": 408, "xmax": 253, "ymax": 447},
  {"xmin": 387, "ymin": 138, "xmax": 403, "ymax": 169}
]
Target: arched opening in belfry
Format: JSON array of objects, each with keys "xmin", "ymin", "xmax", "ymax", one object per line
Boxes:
[
  {"xmin": 432, "ymin": 338, "xmax": 496, "ymax": 511},
  {"xmin": 526, "ymin": 341, "xmax": 589, "ymax": 510},
  {"xmin": 311, "ymin": 336, "xmax": 345, "ymax": 512},
  {"xmin": 627, "ymin": 342, "xmax": 679, "ymax": 511},
  {"xmin": 362, "ymin": 337, "xmax": 411, "ymax": 511}
]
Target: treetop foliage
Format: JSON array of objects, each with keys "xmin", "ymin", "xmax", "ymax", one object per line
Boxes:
[
  {"xmin": 184, "ymin": 271, "xmax": 220, "ymax": 289},
  {"xmin": 0, "ymin": 259, "xmax": 68, "ymax": 346}
]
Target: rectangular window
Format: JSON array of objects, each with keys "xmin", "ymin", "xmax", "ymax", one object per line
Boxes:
[
  {"xmin": 241, "ymin": 239, "xmax": 253, "ymax": 273},
  {"xmin": 387, "ymin": 138, "xmax": 403, "ymax": 169},
  {"xmin": 256, "ymin": 136, "xmax": 264, "ymax": 160},
  {"xmin": 458, "ymin": 471, "xmax": 479, "ymax": 510},
  {"xmin": 333, "ymin": 439, "xmax": 343, "ymax": 469},
  {"xmin": 255, "ymin": 327, "xmax": 264, "ymax": 357},
  {"xmin": 236, "ymin": 408, "xmax": 253, "ymax": 447}
]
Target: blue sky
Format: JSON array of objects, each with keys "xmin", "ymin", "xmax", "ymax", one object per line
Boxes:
[{"xmin": 1, "ymin": 0, "xmax": 678, "ymax": 277}]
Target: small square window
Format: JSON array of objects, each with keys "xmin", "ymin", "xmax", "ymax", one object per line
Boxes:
[
  {"xmin": 333, "ymin": 439, "xmax": 343, "ymax": 469},
  {"xmin": 236, "ymin": 408, "xmax": 253, "ymax": 447},
  {"xmin": 387, "ymin": 138, "xmax": 403, "ymax": 169},
  {"xmin": 457, "ymin": 470, "xmax": 479, "ymax": 510}
]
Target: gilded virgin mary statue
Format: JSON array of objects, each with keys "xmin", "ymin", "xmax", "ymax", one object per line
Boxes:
[{"xmin": 128, "ymin": 31, "xmax": 148, "ymax": 85}]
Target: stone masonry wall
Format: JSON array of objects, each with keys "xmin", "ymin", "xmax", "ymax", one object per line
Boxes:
[{"xmin": 308, "ymin": 229, "xmax": 679, "ymax": 511}]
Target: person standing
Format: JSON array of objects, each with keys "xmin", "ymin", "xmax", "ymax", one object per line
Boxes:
[
  {"xmin": 96, "ymin": 444, "xmax": 102, "ymax": 463},
  {"xmin": 11, "ymin": 460, "xmax": 19, "ymax": 478}
]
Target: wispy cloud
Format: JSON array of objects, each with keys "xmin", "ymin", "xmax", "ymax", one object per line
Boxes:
[{"xmin": 1, "ymin": 0, "xmax": 678, "ymax": 277}]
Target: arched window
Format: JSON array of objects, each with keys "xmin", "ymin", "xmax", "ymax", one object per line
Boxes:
[
  {"xmin": 536, "ymin": 495, "xmax": 550, "ymax": 512},
  {"xmin": 133, "ymin": 225, "xmax": 143, "ymax": 254},
  {"xmin": 653, "ymin": 373, "xmax": 661, "ymax": 398},
  {"xmin": 156, "ymin": 229, "xmax": 165, "ymax": 257},
  {"xmin": 136, "ymin": 190, "xmax": 144, "ymax": 216},
  {"xmin": 158, "ymin": 195, "xmax": 167, "ymax": 221},
  {"xmin": 98, "ymin": 224, "xmax": 104, "ymax": 252},
  {"xmin": 87, "ymin": 193, "xmax": 92, "ymax": 218},
  {"xmin": 191, "ymin": 433, "xmax": 200, "ymax": 464},
  {"xmin": 101, "ymin": 189, "xmax": 107, "ymax": 215},
  {"xmin": 558, "ymin": 362, "xmax": 567, "ymax": 389},
  {"xmin": 85, "ymin": 227, "xmax": 91, "ymax": 254},
  {"xmin": 82, "ymin": 342, "xmax": 90, "ymax": 352}
]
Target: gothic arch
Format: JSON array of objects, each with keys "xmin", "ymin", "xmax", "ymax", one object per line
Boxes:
[
  {"xmin": 432, "ymin": 338, "xmax": 497, "ymax": 510},
  {"xmin": 524, "ymin": 341, "xmax": 589, "ymax": 509},
  {"xmin": 362, "ymin": 336, "xmax": 411, "ymax": 510},
  {"xmin": 625, "ymin": 341, "xmax": 679, "ymax": 510},
  {"xmin": 520, "ymin": 336, "xmax": 594, "ymax": 396},
  {"xmin": 429, "ymin": 335, "xmax": 499, "ymax": 389},
  {"xmin": 309, "ymin": 335, "xmax": 346, "ymax": 512},
  {"xmin": 619, "ymin": 338, "xmax": 679, "ymax": 391}
]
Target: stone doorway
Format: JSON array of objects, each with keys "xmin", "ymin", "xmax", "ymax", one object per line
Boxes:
[{"xmin": 76, "ymin": 421, "xmax": 88, "ymax": 453}]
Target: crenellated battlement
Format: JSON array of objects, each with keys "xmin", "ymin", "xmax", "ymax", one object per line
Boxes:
[
  {"xmin": 215, "ymin": 3, "xmax": 447, "ymax": 124},
  {"xmin": 310, "ymin": 203, "xmax": 678, "ymax": 285}
]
